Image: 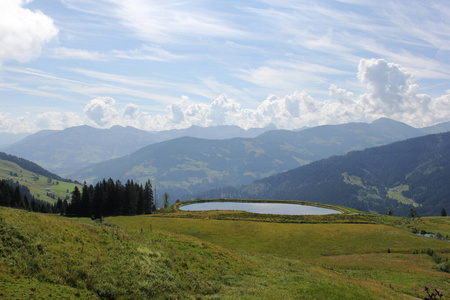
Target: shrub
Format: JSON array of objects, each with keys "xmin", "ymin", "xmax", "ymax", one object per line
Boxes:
[{"xmin": 422, "ymin": 286, "xmax": 443, "ymax": 299}]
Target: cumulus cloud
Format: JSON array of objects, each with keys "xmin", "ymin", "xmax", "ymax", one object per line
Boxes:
[
  {"xmin": 0, "ymin": 112, "xmax": 44, "ymax": 133},
  {"xmin": 84, "ymin": 97, "xmax": 119, "ymax": 127},
  {"xmin": 358, "ymin": 59, "xmax": 420, "ymax": 114},
  {"xmin": 35, "ymin": 111, "xmax": 83, "ymax": 130},
  {"xmin": 135, "ymin": 58, "xmax": 449, "ymax": 130},
  {"xmin": 0, "ymin": 0, "xmax": 58, "ymax": 64},
  {"xmin": 207, "ymin": 95, "xmax": 241, "ymax": 126},
  {"xmin": 356, "ymin": 58, "xmax": 438, "ymax": 126},
  {"xmin": 123, "ymin": 103, "xmax": 140, "ymax": 119}
]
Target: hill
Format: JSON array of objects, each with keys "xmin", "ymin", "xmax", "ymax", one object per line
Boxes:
[
  {"xmin": 0, "ymin": 152, "xmax": 70, "ymax": 182},
  {"xmin": 0, "ymin": 132, "xmax": 29, "ymax": 148},
  {"xmin": 0, "ymin": 155, "xmax": 81, "ymax": 203},
  {"xmin": 152, "ymin": 123, "xmax": 276, "ymax": 141},
  {"xmin": 69, "ymin": 118, "xmax": 427, "ymax": 201},
  {"xmin": 421, "ymin": 121, "xmax": 450, "ymax": 134},
  {"xmin": 1, "ymin": 205, "xmax": 450, "ymax": 299},
  {"xmin": 200, "ymin": 131, "xmax": 450, "ymax": 216}
]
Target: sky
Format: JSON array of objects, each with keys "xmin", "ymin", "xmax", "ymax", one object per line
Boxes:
[{"xmin": 0, "ymin": 0, "xmax": 449, "ymax": 133}]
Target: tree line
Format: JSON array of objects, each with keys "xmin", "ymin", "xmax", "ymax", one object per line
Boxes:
[
  {"xmin": 67, "ymin": 179, "xmax": 155, "ymax": 218},
  {"xmin": 0, "ymin": 178, "xmax": 156, "ymax": 219}
]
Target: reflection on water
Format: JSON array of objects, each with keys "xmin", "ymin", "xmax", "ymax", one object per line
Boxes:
[{"xmin": 180, "ymin": 201, "xmax": 341, "ymax": 215}]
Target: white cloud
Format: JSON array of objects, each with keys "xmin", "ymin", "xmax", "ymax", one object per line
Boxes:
[
  {"xmin": 36, "ymin": 111, "xmax": 64, "ymax": 130},
  {"xmin": 208, "ymin": 95, "xmax": 241, "ymax": 126},
  {"xmin": 109, "ymin": 0, "xmax": 245, "ymax": 44},
  {"xmin": 123, "ymin": 103, "xmax": 140, "ymax": 119},
  {"xmin": 137, "ymin": 58, "xmax": 449, "ymax": 130},
  {"xmin": 111, "ymin": 45, "xmax": 185, "ymax": 61},
  {"xmin": 355, "ymin": 58, "xmax": 437, "ymax": 126},
  {"xmin": 358, "ymin": 59, "xmax": 415, "ymax": 114},
  {"xmin": 51, "ymin": 45, "xmax": 184, "ymax": 62},
  {"xmin": 50, "ymin": 47, "xmax": 104, "ymax": 61},
  {"xmin": 0, "ymin": 112, "xmax": 37, "ymax": 133},
  {"xmin": 244, "ymin": 0, "xmax": 450, "ymax": 83},
  {"xmin": 35, "ymin": 111, "xmax": 82, "ymax": 130},
  {"xmin": 84, "ymin": 97, "xmax": 119, "ymax": 127},
  {"xmin": 61, "ymin": 0, "xmax": 245, "ymax": 45},
  {"xmin": 0, "ymin": 0, "xmax": 58, "ymax": 64},
  {"xmin": 0, "ymin": 112, "xmax": 12, "ymax": 132}
]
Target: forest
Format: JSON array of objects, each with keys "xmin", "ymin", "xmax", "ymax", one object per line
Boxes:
[{"xmin": 0, "ymin": 178, "xmax": 156, "ymax": 219}]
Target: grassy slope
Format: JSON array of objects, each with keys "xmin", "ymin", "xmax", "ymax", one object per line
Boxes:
[
  {"xmin": 0, "ymin": 159, "xmax": 81, "ymax": 204},
  {"xmin": 108, "ymin": 210, "xmax": 450, "ymax": 299},
  {"xmin": 2, "ymin": 205, "xmax": 450, "ymax": 299},
  {"xmin": 0, "ymin": 207, "xmax": 251, "ymax": 299}
]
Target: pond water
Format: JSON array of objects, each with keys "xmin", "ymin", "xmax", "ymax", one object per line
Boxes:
[{"xmin": 179, "ymin": 201, "xmax": 342, "ymax": 215}]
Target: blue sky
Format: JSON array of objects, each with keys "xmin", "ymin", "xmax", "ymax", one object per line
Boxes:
[{"xmin": 1, "ymin": 0, "xmax": 449, "ymax": 133}]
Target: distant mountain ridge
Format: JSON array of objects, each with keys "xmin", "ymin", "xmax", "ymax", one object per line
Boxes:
[
  {"xmin": 69, "ymin": 118, "xmax": 438, "ymax": 201},
  {"xmin": 200, "ymin": 131, "xmax": 450, "ymax": 216},
  {"xmin": 2, "ymin": 124, "xmax": 275, "ymax": 175}
]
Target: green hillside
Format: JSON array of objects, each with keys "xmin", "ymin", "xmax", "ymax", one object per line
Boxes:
[
  {"xmin": 0, "ymin": 159, "xmax": 80, "ymax": 204},
  {"xmin": 1, "ymin": 205, "xmax": 450, "ymax": 299}
]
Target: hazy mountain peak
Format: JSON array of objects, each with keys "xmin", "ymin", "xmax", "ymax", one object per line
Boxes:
[{"xmin": 371, "ymin": 117, "xmax": 409, "ymax": 126}]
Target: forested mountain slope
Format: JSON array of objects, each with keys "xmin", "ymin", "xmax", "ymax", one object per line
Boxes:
[
  {"xmin": 200, "ymin": 131, "xmax": 450, "ymax": 216},
  {"xmin": 0, "ymin": 152, "xmax": 66, "ymax": 182},
  {"xmin": 70, "ymin": 118, "xmax": 427, "ymax": 201}
]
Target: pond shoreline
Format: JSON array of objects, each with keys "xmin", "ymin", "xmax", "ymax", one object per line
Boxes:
[{"xmin": 177, "ymin": 199, "xmax": 343, "ymax": 216}]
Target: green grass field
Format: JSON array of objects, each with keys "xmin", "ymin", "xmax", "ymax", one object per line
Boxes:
[
  {"xmin": 1, "ymin": 201, "xmax": 450, "ymax": 299},
  {"xmin": 0, "ymin": 159, "xmax": 81, "ymax": 204}
]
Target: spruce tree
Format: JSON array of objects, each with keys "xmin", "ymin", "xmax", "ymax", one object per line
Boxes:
[{"xmin": 143, "ymin": 180, "xmax": 154, "ymax": 214}]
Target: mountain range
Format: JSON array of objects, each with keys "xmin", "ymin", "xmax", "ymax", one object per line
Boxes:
[
  {"xmin": 4, "ymin": 119, "xmax": 450, "ymax": 179},
  {"xmin": 2, "ymin": 124, "xmax": 275, "ymax": 175},
  {"xmin": 68, "ymin": 118, "xmax": 445, "ymax": 201},
  {"xmin": 200, "ymin": 131, "xmax": 450, "ymax": 216},
  {"xmin": 1, "ymin": 118, "xmax": 450, "ymax": 215}
]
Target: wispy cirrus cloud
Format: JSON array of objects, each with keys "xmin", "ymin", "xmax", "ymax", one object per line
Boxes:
[
  {"xmin": 61, "ymin": 0, "xmax": 247, "ymax": 44},
  {"xmin": 50, "ymin": 45, "xmax": 185, "ymax": 62},
  {"xmin": 242, "ymin": 0, "xmax": 450, "ymax": 82}
]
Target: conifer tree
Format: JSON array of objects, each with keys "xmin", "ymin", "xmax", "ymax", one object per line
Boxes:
[
  {"xmin": 69, "ymin": 186, "xmax": 82, "ymax": 216},
  {"xmin": 163, "ymin": 192, "xmax": 170, "ymax": 209},
  {"xmin": 143, "ymin": 180, "xmax": 154, "ymax": 214}
]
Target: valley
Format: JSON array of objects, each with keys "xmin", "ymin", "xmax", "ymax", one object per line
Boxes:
[
  {"xmin": 1, "ymin": 120, "xmax": 450, "ymax": 299},
  {"xmin": 2, "ymin": 1, "xmax": 449, "ymax": 298},
  {"xmin": 1, "ymin": 119, "xmax": 450, "ymax": 216}
]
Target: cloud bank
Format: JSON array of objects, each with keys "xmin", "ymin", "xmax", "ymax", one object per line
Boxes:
[
  {"xmin": 0, "ymin": 0, "xmax": 58, "ymax": 64},
  {"xmin": 78, "ymin": 59, "xmax": 449, "ymax": 131},
  {"xmin": 1, "ymin": 59, "xmax": 449, "ymax": 133}
]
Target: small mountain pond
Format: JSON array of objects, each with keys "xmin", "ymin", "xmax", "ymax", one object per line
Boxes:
[{"xmin": 179, "ymin": 201, "xmax": 342, "ymax": 215}]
